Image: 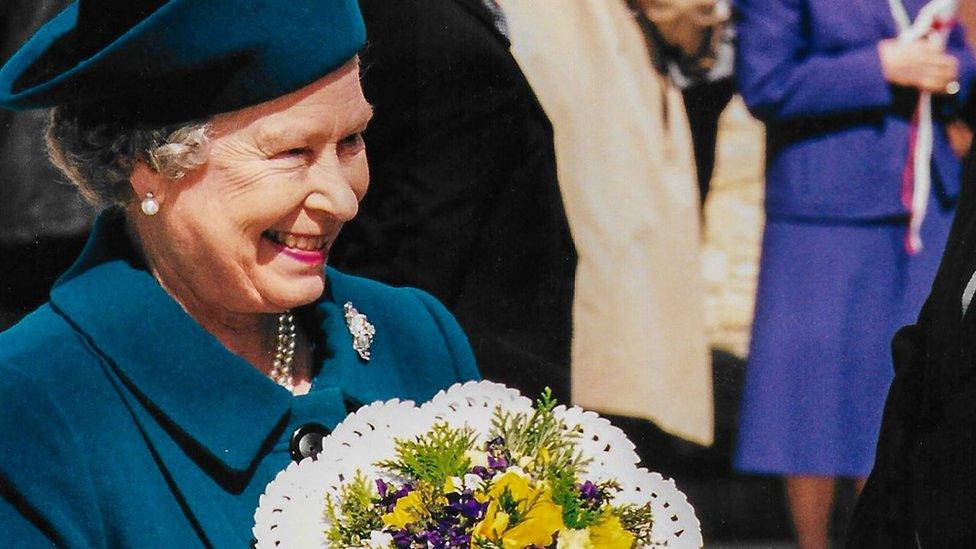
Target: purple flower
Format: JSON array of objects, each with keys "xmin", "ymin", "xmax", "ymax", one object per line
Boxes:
[
  {"xmin": 578, "ymin": 480, "xmax": 604, "ymax": 507},
  {"xmin": 391, "ymin": 528, "xmax": 412, "ymax": 548},
  {"xmin": 378, "ymin": 482, "xmax": 414, "ymax": 513},
  {"xmin": 459, "ymin": 498, "xmax": 486, "ymax": 519},
  {"xmin": 445, "ymin": 491, "xmax": 486, "ymax": 520},
  {"xmin": 395, "ymin": 483, "xmax": 414, "ymax": 497},
  {"xmin": 470, "ymin": 465, "xmax": 492, "ymax": 480},
  {"xmin": 419, "ymin": 530, "xmax": 443, "ymax": 546},
  {"xmin": 578, "ymin": 481, "xmax": 599, "ymax": 499},
  {"xmin": 487, "ymin": 454, "xmax": 509, "ymax": 471}
]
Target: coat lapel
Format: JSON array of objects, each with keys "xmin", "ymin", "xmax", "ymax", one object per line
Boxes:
[
  {"xmin": 50, "ymin": 210, "xmax": 293, "ymax": 475},
  {"xmin": 921, "ymin": 189, "xmax": 976, "ymax": 387},
  {"xmin": 953, "ymin": 218, "xmax": 976, "ymax": 359}
]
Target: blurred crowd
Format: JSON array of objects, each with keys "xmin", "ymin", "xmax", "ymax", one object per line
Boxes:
[{"xmin": 3, "ymin": 0, "xmax": 976, "ymax": 546}]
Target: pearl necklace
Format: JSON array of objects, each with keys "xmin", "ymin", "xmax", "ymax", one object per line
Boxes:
[{"xmin": 269, "ymin": 311, "xmax": 298, "ymax": 390}]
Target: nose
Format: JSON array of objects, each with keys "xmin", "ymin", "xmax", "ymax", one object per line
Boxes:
[{"xmin": 303, "ymin": 170, "xmax": 360, "ymax": 222}]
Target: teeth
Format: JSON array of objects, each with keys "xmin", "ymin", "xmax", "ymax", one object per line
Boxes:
[{"xmin": 267, "ymin": 231, "xmax": 327, "ymax": 251}]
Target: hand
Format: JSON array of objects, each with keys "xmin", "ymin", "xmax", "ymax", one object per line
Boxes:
[{"xmin": 878, "ymin": 38, "xmax": 959, "ymax": 94}]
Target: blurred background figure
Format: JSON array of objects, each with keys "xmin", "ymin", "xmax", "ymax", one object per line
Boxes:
[
  {"xmin": 0, "ymin": 0, "xmax": 92, "ymax": 330},
  {"xmin": 633, "ymin": 0, "xmax": 736, "ymax": 205},
  {"xmin": 329, "ymin": 0, "xmax": 577, "ymax": 401},
  {"xmin": 734, "ymin": 1, "xmax": 975, "ymax": 548},
  {"xmin": 495, "ymin": 0, "xmax": 712, "ymax": 446}
]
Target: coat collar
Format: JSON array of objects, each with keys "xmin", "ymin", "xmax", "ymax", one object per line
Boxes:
[{"xmin": 50, "ymin": 209, "xmax": 305, "ymax": 473}]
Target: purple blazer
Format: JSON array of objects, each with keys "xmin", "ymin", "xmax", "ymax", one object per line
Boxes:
[{"xmin": 735, "ymin": 0, "xmax": 976, "ymax": 220}]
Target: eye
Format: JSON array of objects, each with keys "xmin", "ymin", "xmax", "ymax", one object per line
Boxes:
[
  {"xmin": 337, "ymin": 133, "xmax": 365, "ymax": 160},
  {"xmin": 270, "ymin": 147, "xmax": 310, "ymax": 161}
]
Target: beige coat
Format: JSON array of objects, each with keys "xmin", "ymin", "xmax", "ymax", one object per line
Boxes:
[{"xmin": 497, "ymin": 0, "xmax": 713, "ymax": 445}]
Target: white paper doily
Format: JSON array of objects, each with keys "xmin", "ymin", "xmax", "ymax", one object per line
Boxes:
[{"xmin": 254, "ymin": 381, "xmax": 703, "ymax": 548}]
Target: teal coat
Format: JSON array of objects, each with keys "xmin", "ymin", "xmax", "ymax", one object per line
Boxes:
[{"xmin": 0, "ymin": 212, "xmax": 479, "ymax": 548}]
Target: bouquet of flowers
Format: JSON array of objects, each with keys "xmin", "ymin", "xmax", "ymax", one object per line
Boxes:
[{"xmin": 253, "ymin": 382, "xmax": 701, "ymax": 548}]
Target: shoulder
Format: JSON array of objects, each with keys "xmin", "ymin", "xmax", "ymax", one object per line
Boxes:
[
  {"xmin": 0, "ymin": 303, "xmax": 112, "ymax": 452},
  {"xmin": 0, "ymin": 302, "xmax": 108, "ymax": 437},
  {"xmin": 0, "ymin": 303, "xmax": 98, "ymax": 379},
  {"xmin": 327, "ymin": 267, "xmax": 446, "ymax": 318},
  {"xmin": 0, "ymin": 307, "xmax": 106, "ymax": 546},
  {"xmin": 327, "ymin": 268, "xmax": 459, "ymax": 337},
  {"xmin": 329, "ymin": 269, "xmax": 444, "ymax": 317},
  {"xmin": 326, "ymin": 268, "xmax": 480, "ymax": 382}
]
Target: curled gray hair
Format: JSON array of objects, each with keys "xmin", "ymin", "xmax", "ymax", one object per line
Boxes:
[{"xmin": 46, "ymin": 106, "xmax": 211, "ymax": 206}]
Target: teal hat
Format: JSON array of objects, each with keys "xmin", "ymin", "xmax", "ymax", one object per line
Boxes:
[{"xmin": 0, "ymin": 0, "xmax": 366, "ymax": 122}]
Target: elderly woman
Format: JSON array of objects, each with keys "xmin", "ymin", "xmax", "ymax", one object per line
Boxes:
[{"xmin": 0, "ymin": 1, "xmax": 478, "ymax": 546}]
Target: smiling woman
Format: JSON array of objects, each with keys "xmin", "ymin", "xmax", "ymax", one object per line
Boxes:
[
  {"xmin": 124, "ymin": 61, "xmax": 374, "ymax": 352},
  {"xmin": 0, "ymin": 1, "xmax": 478, "ymax": 546}
]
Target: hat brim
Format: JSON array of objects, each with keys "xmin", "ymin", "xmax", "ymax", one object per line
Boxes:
[{"xmin": 0, "ymin": 0, "xmax": 366, "ymax": 122}]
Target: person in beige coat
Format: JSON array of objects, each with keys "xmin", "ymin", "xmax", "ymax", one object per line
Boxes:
[{"xmin": 497, "ymin": 0, "xmax": 714, "ymax": 446}]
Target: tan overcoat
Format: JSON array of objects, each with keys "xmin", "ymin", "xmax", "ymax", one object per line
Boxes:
[{"xmin": 497, "ymin": 0, "xmax": 714, "ymax": 445}]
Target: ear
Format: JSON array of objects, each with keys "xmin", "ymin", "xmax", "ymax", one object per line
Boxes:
[{"xmin": 129, "ymin": 161, "xmax": 167, "ymax": 205}]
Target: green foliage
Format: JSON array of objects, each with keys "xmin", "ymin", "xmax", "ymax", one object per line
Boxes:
[
  {"xmin": 612, "ymin": 502, "xmax": 655, "ymax": 547},
  {"xmin": 406, "ymin": 479, "xmax": 442, "ymax": 527},
  {"xmin": 489, "ymin": 388, "xmax": 588, "ymax": 477},
  {"xmin": 472, "ymin": 539, "xmax": 504, "ymax": 549},
  {"xmin": 496, "ymin": 487, "xmax": 524, "ymax": 523},
  {"xmin": 324, "ymin": 471, "xmax": 383, "ymax": 546},
  {"xmin": 376, "ymin": 423, "xmax": 476, "ymax": 486},
  {"xmin": 549, "ymin": 470, "xmax": 605, "ymax": 529}
]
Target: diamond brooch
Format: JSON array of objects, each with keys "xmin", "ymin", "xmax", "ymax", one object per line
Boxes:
[{"xmin": 343, "ymin": 302, "xmax": 375, "ymax": 361}]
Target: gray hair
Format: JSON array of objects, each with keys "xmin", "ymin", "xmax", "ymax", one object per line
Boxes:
[{"xmin": 46, "ymin": 106, "xmax": 211, "ymax": 206}]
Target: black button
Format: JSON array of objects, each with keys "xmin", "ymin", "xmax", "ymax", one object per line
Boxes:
[{"xmin": 290, "ymin": 422, "xmax": 330, "ymax": 462}]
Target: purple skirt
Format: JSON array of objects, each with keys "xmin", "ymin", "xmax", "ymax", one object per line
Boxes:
[{"xmin": 735, "ymin": 203, "xmax": 955, "ymax": 477}]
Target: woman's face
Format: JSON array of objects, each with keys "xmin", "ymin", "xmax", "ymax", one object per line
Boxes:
[{"xmin": 135, "ymin": 59, "xmax": 373, "ymax": 318}]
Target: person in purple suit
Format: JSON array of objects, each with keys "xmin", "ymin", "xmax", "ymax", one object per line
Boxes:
[{"xmin": 733, "ymin": 0, "xmax": 976, "ymax": 546}]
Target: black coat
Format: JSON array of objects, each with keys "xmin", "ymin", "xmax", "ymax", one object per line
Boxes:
[
  {"xmin": 329, "ymin": 0, "xmax": 577, "ymax": 401},
  {"xmin": 847, "ymin": 147, "xmax": 976, "ymax": 547}
]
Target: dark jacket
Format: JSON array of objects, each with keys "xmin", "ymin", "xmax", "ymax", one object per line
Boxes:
[
  {"xmin": 847, "ymin": 146, "xmax": 976, "ymax": 547},
  {"xmin": 330, "ymin": 0, "xmax": 577, "ymax": 400},
  {"xmin": 0, "ymin": 212, "xmax": 479, "ymax": 547}
]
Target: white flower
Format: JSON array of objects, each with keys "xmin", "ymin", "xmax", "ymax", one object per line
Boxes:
[
  {"xmin": 363, "ymin": 530, "xmax": 393, "ymax": 548},
  {"xmin": 489, "ymin": 465, "xmax": 530, "ymax": 483},
  {"xmin": 464, "ymin": 473, "xmax": 483, "ymax": 488},
  {"xmin": 444, "ymin": 476, "xmax": 464, "ymax": 492}
]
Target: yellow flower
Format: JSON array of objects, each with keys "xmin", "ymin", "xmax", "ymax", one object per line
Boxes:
[
  {"xmin": 381, "ymin": 491, "xmax": 424, "ymax": 529},
  {"xmin": 557, "ymin": 528, "xmax": 594, "ymax": 549},
  {"xmin": 472, "ymin": 500, "xmax": 511, "ymax": 539},
  {"xmin": 488, "ymin": 471, "xmax": 535, "ymax": 501},
  {"xmin": 501, "ymin": 499, "xmax": 562, "ymax": 548},
  {"xmin": 471, "ymin": 471, "xmax": 564, "ymax": 548},
  {"xmin": 588, "ymin": 515, "xmax": 635, "ymax": 549}
]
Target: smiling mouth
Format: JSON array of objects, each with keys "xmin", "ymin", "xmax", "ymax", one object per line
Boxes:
[{"xmin": 262, "ymin": 230, "xmax": 328, "ymax": 251}]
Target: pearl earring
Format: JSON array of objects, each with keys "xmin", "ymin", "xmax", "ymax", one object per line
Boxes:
[{"xmin": 141, "ymin": 192, "xmax": 160, "ymax": 216}]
